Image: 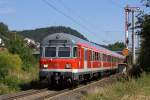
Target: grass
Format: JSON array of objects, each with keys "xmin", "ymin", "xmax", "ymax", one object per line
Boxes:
[{"xmin": 83, "ymin": 74, "xmax": 150, "ymax": 100}]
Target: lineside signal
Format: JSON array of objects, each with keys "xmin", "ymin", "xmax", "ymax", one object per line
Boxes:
[{"xmin": 122, "ymin": 48, "xmax": 129, "ymax": 56}]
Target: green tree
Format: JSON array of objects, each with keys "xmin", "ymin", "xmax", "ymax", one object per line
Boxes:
[
  {"xmin": 138, "ymin": 15, "xmax": 150, "ymax": 73},
  {"xmin": 135, "ymin": 1, "xmax": 150, "ymax": 73},
  {"xmin": 0, "ymin": 22, "xmax": 8, "ymax": 35},
  {"xmin": 107, "ymin": 42, "xmax": 125, "ymax": 51},
  {"xmin": 141, "ymin": 0, "xmax": 150, "ymax": 7}
]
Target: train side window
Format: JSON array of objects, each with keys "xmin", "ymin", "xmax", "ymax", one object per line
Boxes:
[
  {"xmin": 98, "ymin": 53, "xmax": 100, "ymax": 61},
  {"xmin": 113, "ymin": 57, "xmax": 115, "ymax": 62},
  {"xmin": 84, "ymin": 49, "xmax": 88, "ymax": 61},
  {"xmin": 73, "ymin": 47, "xmax": 77, "ymax": 57},
  {"xmin": 103, "ymin": 54, "xmax": 105, "ymax": 61},
  {"xmin": 107, "ymin": 55, "xmax": 109, "ymax": 62},
  {"xmin": 110, "ymin": 56, "xmax": 111, "ymax": 62},
  {"xmin": 93, "ymin": 51, "xmax": 95, "ymax": 61},
  {"xmin": 95, "ymin": 52, "xmax": 97, "ymax": 61},
  {"xmin": 108, "ymin": 55, "xmax": 110, "ymax": 62},
  {"xmin": 99, "ymin": 53, "xmax": 101, "ymax": 61},
  {"xmin": 101, "ymin": 54, "xmax": 103, "ymax": 61},
  {"xmin": 40, "ymin": 47, "xmax": 43, "ymax": 57},
  {"xmin": 78, "ymin": 48, "xmax": 81, "ymax": 58},
  {"xmin": 105, "ymin": 55, "xmax": 107, "ymax": 62},
  {"xmin": 105, "ymin": 55, "xmax": 108, "ymax": 62},
  {"xmin": 96, "ymin": 52, "xmax": 99, "ymax": 61},
  {"xmin": 114, "ymin": 57, "xmax": 116, "ymax": 62},
  {"xmin": 91, "ymin": 51, "xmax": 93, "ymax": 61},
  {"xmin": 89, "ymin": 50, "xmax": 91, "ymax": 61},
  {"xmin": 112, "ymin": 57, "xmax": 114, "ymax": 62}
]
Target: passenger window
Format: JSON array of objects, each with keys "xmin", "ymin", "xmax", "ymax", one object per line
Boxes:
[
  {"xmin": 94, "ymin": 52, "xmax": 96, "ymax": 61},
  {"xmin": 40, "ymin": 47, "xmax": 43, "ymax": 57},
  {"xmin": 103, "ymin": 54, "xmax": 106, "ymax": 61},
  {"xmin": 84, "ymin": 49, "xmax": 87, "ymax": 61},
  {"xmin": 99, "ymin": 53, "xmax": 101, "ymax": 61},
  {"xmin": 93, "ymin": 51, "xmax": 95, "ymax": 61},
  {"xmin": 73, "ymin": 47, "xmax": 77, "ymax": 57},
  {"xmin": 90, "ymin": 51, "xmax": 93, "ymax": 61}
]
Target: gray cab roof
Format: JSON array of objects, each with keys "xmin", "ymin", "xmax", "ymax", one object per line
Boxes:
[{"xmin": 41, "ymin": 33, "xmax": 125, "ymax": 59}]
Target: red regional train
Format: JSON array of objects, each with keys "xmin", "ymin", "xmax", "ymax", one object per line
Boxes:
[{"xmin": 39, "ymin": 33, "xmax": 125, "ymax": 87}]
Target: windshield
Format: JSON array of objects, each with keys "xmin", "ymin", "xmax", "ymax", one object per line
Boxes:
[
  {"xmin": 58, "ymin": 47, "xmax": 70, "ymax": 57},
  {"xmin": 45, "ymin": 47, "xmax": 56, "ymax": 57}
]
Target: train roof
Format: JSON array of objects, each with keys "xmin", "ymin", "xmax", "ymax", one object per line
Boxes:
[{"xmin": 41, "ymin": 33, "xmax": 125, "ymax": 59}]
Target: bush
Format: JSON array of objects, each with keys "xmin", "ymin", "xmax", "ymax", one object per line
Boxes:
[
  {"xmin": 0, "ymin": 51, "xmax": 22, "ymax": 79},
  {"xmin": 129, "ymin": 64, "xmax": 142, "ymax": 78}
]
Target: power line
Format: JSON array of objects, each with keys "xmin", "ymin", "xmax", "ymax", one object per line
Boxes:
[
  {"xmin": 41, "ymin": 0, "xmax": 94, "ymax": 34},
  {"xmin": 55, "ymin": 0, "xmax": 94, "ymax": 29},
  {"xmin": 41, "ymin": 0, "xmax": 125, "ymax": 44}
]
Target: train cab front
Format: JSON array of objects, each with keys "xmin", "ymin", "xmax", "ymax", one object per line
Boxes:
[{"xmin": 39, "ymin": 45, "xmax": 79, "ymax": 87}]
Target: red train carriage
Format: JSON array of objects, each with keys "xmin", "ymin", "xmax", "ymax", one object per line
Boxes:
[{"xmin": 39, "ymin": 33, "xmax": 125, "ymax": 87}]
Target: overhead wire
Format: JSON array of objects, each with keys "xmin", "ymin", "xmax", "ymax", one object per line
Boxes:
[
  {"xmin": 41, "ymin": 0, "xmax": 95, "ymax": 34},
  {"xmin": 41, "ymin": 0, "xmax": 125, "ymax": 44},
  {"xmin": 57, "ymin": 0, "xmax": 125, "ymax": 34},
  {"xmin": 52, "ymin": 0, "xmax": 100, "ymax": 41},
  {"xmin": 54, "ymin": 0, "xmax": 94, "ymax": 29}
]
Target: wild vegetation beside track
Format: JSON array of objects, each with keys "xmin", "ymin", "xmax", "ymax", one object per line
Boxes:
[
  {"xmin": 0, "ymin": 49, "xmax": 39, "ymax": 94},
  {"xmin": 0, "ymin": 22, "xmax": 39, "ymax": 94},
  {"xmin": 83, "ymin": 73, "xmax": 150, "ymax": 100}
]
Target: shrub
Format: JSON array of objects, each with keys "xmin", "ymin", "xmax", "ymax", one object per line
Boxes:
[{"xmin": 0, "ymin": 51, "xmax": 22, "ymax": 79}]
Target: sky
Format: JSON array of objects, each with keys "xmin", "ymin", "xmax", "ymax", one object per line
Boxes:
[{"xmin": 0, "ymin": 0, "xmax": 149, "ymax": 44}]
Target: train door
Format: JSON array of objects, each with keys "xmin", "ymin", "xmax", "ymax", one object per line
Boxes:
[{"xmin": 84, "ymin": 48, "xmax": 88, "ymax": 70}]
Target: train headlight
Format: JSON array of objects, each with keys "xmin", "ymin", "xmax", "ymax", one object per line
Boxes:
[
  {"xmin": 65, "ymin": 64, "xmax": 71, "ymax": 69},
  {"xmin": 43, "ymin": 64, "xmax": 48, "ymax": 68}
]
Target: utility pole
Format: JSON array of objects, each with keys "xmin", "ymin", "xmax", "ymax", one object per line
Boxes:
[
  {"xmin": 124, "ymin": 5, "xmax": 140, "ymax": 65},
  {"xmin": 131, "ymin": 10, "xmax": 136, "ymax": 64}
]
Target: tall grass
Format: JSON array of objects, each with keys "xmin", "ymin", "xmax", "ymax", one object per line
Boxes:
[{"xmin": 83, "ymin": 74, "xmax": 150, "ymax": 100}]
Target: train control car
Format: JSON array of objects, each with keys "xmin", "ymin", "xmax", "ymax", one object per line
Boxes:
[{"xmin": 39, "ymin": 33, "xmax": 125, "ymax": 87}]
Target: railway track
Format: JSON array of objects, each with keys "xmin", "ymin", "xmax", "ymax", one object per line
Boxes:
[
  {"xmin": 35, "ymin": 74, "xmax": 122, "ymax": 100},
  {"xmin": 0, "ymin": 74, "xmax": 121, "ymax": 100},
  {"xmin": 37, "ymin": 77, "xmax": 110, "ymax": 100},
  {"xmin": 0, "ymin": 89, "xmax": 48, "ymax": 100}
]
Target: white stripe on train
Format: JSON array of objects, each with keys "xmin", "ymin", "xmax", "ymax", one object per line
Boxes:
[{"xmin": 40, "ymin": 66, "xmax": 118, "ymax": 73}]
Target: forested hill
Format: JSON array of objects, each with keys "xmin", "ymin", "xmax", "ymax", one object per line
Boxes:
[{"xmin": 17, "ymin": 26, "xmax": 88, "ymax": 42}]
